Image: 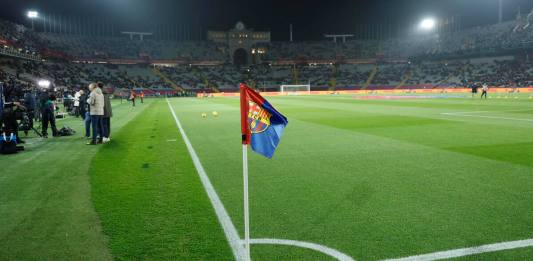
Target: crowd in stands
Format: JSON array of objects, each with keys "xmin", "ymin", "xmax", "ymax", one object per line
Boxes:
[
  {"xmin": 1, "ymin": 14, "xmax": 533, "ymax": 94},
  {"xmin": 0, "ymin": 20, "xmax": 41, "ymax": 60},
  {"xmin": 2, "ymin": 57, "xmax": 532, "ymax": 95},
  {"xmin": 39, "ymin": 33, "xmax": 228, "ymax": 60},
  {"xmin": 2, "ymin": 11, "xmax": 533, "ymax": 63}
]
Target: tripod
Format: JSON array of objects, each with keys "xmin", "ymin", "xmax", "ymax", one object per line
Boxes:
[
  {"xmin": 21, "ymin": 112, "xmax": 43, "ymax": 138},
  {"xmin": 23, "ymin": 123, "xmax": 43, "ymax": 137}
]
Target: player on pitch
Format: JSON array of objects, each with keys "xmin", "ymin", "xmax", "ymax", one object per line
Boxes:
[{"xmin": 481, "ymin": 83, "xmax": 488, "ymax": 99}]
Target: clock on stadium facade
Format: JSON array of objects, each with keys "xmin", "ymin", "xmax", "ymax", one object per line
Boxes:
[{"xmin": 207, "ymin": 21, "xmax": 271, "ymax": 66}]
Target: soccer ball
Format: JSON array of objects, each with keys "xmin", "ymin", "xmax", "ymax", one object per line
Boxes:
[
  {"xmin": 212, "ymin": 111, "xmax": 219, "ymax": 117},
  {"xmin": 202, "ymin": 113, "xmax": 207, "ymax": 118}
]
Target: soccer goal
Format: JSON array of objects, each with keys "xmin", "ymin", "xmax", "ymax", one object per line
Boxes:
[{"xmin": 280, "ymin": 84, "xmax": 311, "ymax": 95}]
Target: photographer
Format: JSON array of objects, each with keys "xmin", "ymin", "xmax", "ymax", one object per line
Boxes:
[
  {"xmin": 1, "ymin": 80, "xmax": 24, "ymax": 144},
  {"xmin": 41, "ymin": 93, "xmax": 58, "ymax": 138}
]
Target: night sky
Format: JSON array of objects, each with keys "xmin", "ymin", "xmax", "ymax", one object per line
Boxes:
[{"xmin": 1, "ymin": 0, "xmax": 533, "ymax": 40}]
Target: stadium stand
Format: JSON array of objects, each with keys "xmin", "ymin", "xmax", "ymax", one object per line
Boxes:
[{"xmin": 1, "ymin": 16, "xmax": 532, "ymax": 94}]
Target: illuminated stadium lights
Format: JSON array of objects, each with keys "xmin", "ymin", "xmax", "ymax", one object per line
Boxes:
[
  {"xmin": 27, "ymin": 11, "xmax": 38, "ymax": 18},
  {"xmin": 38, "ymin": 79, "xmax": 50, "ymax": 88},
  {"xmin": 420, "ymin": 18, "xmax": 436, "ymax": 30},
  {"xmin": 27, "ymin": 10, "xmax": 38, "ymax": 30}
]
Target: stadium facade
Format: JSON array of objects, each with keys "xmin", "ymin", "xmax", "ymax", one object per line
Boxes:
[{"xmin": 207, "ymin": 22, "xmax": 270, "ymax": 66}]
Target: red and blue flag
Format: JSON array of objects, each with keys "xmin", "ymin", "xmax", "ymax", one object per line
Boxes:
[{"xmin": 240, "ymin": 83, "xmax": 288, "ymax": 159}]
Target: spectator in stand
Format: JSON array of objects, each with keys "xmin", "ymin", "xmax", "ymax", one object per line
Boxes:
[
  {"xmin": 101, "ymin": 83, "xmax": 113, "ymax": 143},
  {"xmin": 86, "ymin": 83, "xmax": 104, "ymax": 145}
]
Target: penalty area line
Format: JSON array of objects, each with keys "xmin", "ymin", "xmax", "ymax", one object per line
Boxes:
[
  {"xmin": 441, "ymin": 113, "xmax": 533, "ymax": 122},
  {"xmin": 441, "ymin": 109, "xmax": 533, "ymax": 115}
]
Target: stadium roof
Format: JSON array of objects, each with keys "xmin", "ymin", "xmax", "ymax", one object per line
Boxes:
[{"xmin": 1, "ymin": 0, "xmax": 533, "ymax": 41}]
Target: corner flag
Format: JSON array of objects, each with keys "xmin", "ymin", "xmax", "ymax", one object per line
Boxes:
[
  {"xmin": 239, "ymin": 83, "xmax": 288, "ymax": 260},
  {"xmin": 240, "ymin": 83, "xmax": 288, "ymax": 159}
]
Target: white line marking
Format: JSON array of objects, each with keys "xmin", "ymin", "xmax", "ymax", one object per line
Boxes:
[
  {"xmin": 166, "ymin": 98, "xmax": 356, "ymax": 261},
  {"xmin": 442, "ymin": 113, "xmax": 533, "ymax": 122},
  {"xmin": 250, "ymin": 238, "xmax": 355, "ymax": 261},
  {"xmin": 383, "ymin": 238, "xmax": 533, "ymax": 261},
  {"xmin": 166, "ymin": 139, "xmax": 177, "ymax": 142},
  {"xmin": 442, "ymin": 110, "xmax": 495, "ymax": 115},
  {"xmin": 441, "ymin": 109, "xmax": 533, "ymax": 115},
  {"xmin": 166, "ymin": 98, "xmax": 247, "ymax": 261}
]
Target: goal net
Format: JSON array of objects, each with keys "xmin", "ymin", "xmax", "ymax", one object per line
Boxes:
[{"xmin": 280, "ymin": 84, "xmax": 311, "ymax": 95}]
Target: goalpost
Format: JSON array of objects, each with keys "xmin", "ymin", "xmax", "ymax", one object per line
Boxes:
[{"xmin": 280, "ymin": 84, "xmax": 311, "ymax": 95}]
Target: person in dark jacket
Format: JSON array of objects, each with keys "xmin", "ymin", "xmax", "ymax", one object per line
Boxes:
[
  {"xmin": 79, "ymin": 90, "xmax": 88, "ymax": 121},
  {"xmin": 23, "ymin": 90, "xmax": 36, "ymax": 136},
  {"xmin": 41, "ymin": 94, "xmax": 58, "ymax": 138},
  {"xmin": 101, "ymin": 83, "xmax": 113, "ymax": 143}
]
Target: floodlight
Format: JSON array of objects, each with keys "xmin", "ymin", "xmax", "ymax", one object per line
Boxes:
[
  {"xmin": 420, "ymin": 18, "xmax": 436, "ymax": 30},
  {"xmin": 38, "ymin": 79, "xmax": 51, "ymax": 88},
  {"xmin": 27, "ymin": 11, "xmax": 38, "ymax": 19}
]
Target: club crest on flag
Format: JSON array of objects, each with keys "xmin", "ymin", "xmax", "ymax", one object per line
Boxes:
[
  {"xmin": 240, "ymin": 83, "xmax": 288, "ymax": 159},
  {"xmin": 248, "ymin": 101, "xmax": 271, "ymax": 134}
]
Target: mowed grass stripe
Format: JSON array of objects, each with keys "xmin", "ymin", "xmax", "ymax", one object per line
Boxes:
[
  {"xmin": 90, "ymin": 99, "xmax": 233, "ymax": 260},
  {"xmin": 0, "ymin": 100, "xmax": 148, "ymax": 260}
]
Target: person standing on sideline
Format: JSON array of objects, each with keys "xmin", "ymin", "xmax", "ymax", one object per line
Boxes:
[
  {"xmin": 130, "ymin": 90, "xmax": 136, "ymax": 107},
  {"xmin": 80, "ymin": 88, "xmax": 91, "ymax": 139},
  {"xmin": 23, "ymin": 90, "xmax": 36, "ymax": 136},
  {"xmin": 41, "ymin": 94, "xmax": 58, "ymax": 138},
  {"xmin": 481, "ymin": 83, "xmax": 489, "ymax": 99},
  {"xmin": 87, "ymin": 83, "xmax": 104, "ymax": 145},
  {"xmin": 101, "ymin": 83, "xmax": 113, "ymax": 143},
  {"xmin": 74, "ymin": 89, "xmax": 84, "ymax": 117}
]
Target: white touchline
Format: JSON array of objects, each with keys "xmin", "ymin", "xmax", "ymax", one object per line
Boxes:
[
  {"xmin": 166, "ymin": 98, "xmax": 247, "ymax": 261},
  {"xmin": 382, "ymin": 238, "xmax": 533, "ymax": 261},
  {"xmin": 166, "ymin": 98, "xmax": 356, "ymax": 261}
]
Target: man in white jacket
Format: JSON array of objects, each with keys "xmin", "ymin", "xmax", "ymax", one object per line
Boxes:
[
  {"xmin": 73, "ymin": 89, "xmax": 84, "ymax": 117},
  {"xmin": 86, "ymin": 83, "xmax": 105, "ymax": 145}
]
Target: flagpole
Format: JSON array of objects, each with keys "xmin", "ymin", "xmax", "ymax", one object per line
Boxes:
[{"xmin": 242, "ymin": 144, "xmax": 251, "ymax": 261}]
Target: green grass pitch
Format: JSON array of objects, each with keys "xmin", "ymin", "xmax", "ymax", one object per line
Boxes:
[{"xmin": 1, "ymin": 94, "xmax": 533, "ymax": 260}]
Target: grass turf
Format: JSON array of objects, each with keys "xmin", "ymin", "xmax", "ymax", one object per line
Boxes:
[
  {"xmin": 2, "ymin": 94, "xmax": 533, "ymax": 260},
  {"xmin": 0, "ymin": 99, "xmax": 149, "ymax": 260},
  {"xmin": 89, "ymin": 99, "xmax": 233, "ymax": 260},
  {"xmin": 168, "ymin": 94, "xmax": 533, "ymax": 260}
]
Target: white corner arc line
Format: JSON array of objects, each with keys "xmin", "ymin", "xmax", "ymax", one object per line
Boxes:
[
  {"xmin": 383, "ymin": 238, "xmax": 533, "ymax": 261},
  {"xmin": 250, "ymin": 238, "xmax": 355, "ymax": 261},
  {"xmin": 166, "ymin": 98, "xmax": 247, "ymax": 261},
  {"xmin": 166, "ymin": 98, "xmax": 356, "ymax": 261}
]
